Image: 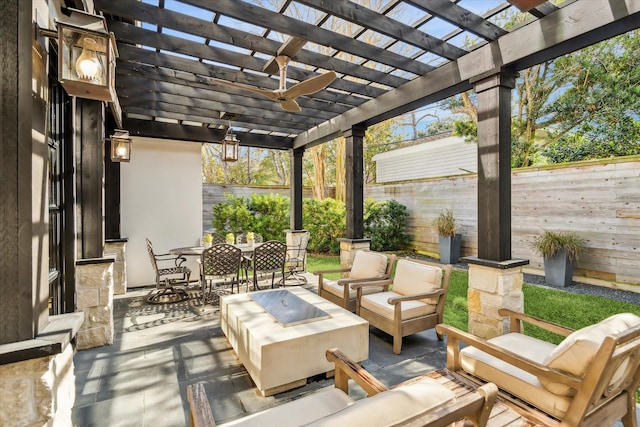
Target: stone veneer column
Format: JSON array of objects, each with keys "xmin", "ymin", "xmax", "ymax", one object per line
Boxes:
[
  {"xmin": 337, "ymin": 238, "xmax": 371, "ymax": 276},
  {"xmin": 0, "ymin": 313, "xmax": 84, "ymax": 427},
  {"xmin": 466, "ymin": 258, "xmax": 528, "ymax": 339},
  {"xmin": 76, "ymin": 258, "xmax": 115, "ymax": 350},
  {"xmin": 104, "ymin": 238, "xmax": 128, "ymax": 295}
]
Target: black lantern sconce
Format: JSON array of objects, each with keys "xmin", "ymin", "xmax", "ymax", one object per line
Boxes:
[
  {"xmin": 56, "ymin": 9, "xmax": 118, "ymax": 102},
  {"xmin": 110, "ymin": 130, "xmax": 132, "ymax": 162}
]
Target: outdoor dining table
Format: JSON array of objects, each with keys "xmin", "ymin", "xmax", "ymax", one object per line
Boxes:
[{"xmin": 169, "ymin": 243, "xmax": 259, "ymax": 257}]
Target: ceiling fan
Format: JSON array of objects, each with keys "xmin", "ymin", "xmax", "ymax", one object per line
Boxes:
[{"xmin": 214, "ymin": 56, "xmax": 337, "ymax": 112}]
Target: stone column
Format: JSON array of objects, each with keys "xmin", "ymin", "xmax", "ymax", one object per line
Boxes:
[
  {"xmin": 0, "ymin": 313, "xmax": 83, "ymax": 427},
  {"xmin": 105, "ymin": 238, "xmax": 128, "ymax": 295},
  {"xmin": 466, "ymin": 259, "xmax": 528, "ymax": 339},
  {"xmin": 338, "ymin": 238, "xmax": 371, "ymax": 276},
  {"xmin": 76, "ymin": 258, "xmax": 115, "ymax": 350}
]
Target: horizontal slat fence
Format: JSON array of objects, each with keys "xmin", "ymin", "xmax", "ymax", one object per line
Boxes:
[
  {"xmin": 366, "ymin": 157, "xmax": 640, "ymax": 287},
  {"xmin": 204, "ymin": 156, "xmax": 640, "ymax": 287}
]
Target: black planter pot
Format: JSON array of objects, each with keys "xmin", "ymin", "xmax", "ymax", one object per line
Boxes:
[
  {"xmin": 543, "ymin": 249, "xmax": 576, "ymax": 287},
  {"xmin": 439, "ymin": 234, "xmax": 462, "ymax": 264}
]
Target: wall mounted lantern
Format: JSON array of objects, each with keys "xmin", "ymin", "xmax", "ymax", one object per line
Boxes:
[
  {"xmin": 222, "ymin": 124, "xmax": 239, "ymax": 162},
  {"xmin": 110, "ymin": 130, "xmax": 132, "ymax": 162},
  {"xmin": 56, "ymin": 9, "xmax": 118, "ymax": 103}
]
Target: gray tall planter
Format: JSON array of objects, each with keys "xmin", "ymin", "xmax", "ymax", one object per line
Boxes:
[
  {"xmin": 439, "ymin": 234, "xmax": 462, "ymax": 264},
  {"xmin": 543, "ymin": 249, "xmax": 576, "ymax": 287}
]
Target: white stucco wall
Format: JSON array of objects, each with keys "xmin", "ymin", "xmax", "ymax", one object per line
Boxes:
[{"xmin": 121, "ymin": 137, "xmax": 202, "ymax": 287}]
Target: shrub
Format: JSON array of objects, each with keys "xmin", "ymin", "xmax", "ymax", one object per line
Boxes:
[
  {"xmin": 363, "ymin": 198, "xmax": 411, "ymax": 251},
  {"xmin": 246, "ymin": 193, "xmax": 289, "ymax": 241},
  {"xmin": 211, "ymin": 194, "xmax": 252, "ymax": 235},
  {"xmin": 303, "ymin": 198, "xmax": 346, "ymax": 253}
]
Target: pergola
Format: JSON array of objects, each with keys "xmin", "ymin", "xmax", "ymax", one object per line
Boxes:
[
  {"xmin": 92, "ymin": 0, "xmax": 640, "ymax": 258},
  {"xmin": 1, "ymin": 2, "xmax": 640, "ymax": 422}
]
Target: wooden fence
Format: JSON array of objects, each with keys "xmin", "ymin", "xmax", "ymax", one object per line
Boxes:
[{"xmin": 203, "ymin": 156, "xmax": 640, "ymax": 287}]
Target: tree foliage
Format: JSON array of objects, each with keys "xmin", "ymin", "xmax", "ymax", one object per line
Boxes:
[{"xmin": 363, "ymin": 199, "xmax": 411, "ymax": 251}]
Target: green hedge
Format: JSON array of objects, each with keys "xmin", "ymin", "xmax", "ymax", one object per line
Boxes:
[{"xmin": 211, "ymin": 193, "xmax": 410, "ymax": 254}]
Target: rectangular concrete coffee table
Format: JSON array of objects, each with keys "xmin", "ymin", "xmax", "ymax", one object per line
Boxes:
[{"xmin": 220, "ymin": 287, "xmax": 369, "ymax": 396}]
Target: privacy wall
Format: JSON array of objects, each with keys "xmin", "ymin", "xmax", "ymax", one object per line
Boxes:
[{"xmin": 365, "ymin": 156, "xmax": 640, "ymax": 288}]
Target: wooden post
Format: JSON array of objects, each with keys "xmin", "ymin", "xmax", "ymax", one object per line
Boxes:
[
  {"xmin": 344, "ymin": 125, "xmax": 366, "ymax": 239},
  {"xmin": 290, "ymin": 148, "xmax": 304, "ymax": 230},
  {"xmin": 472, "ymin": 71, "xmax": 517, "ymax": 262},
  {"xmin": 76, "ymin": 99, "xmax": 106, "ymax": 259}
]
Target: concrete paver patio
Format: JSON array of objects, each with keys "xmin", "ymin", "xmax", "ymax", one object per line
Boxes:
[{"xmin": 71, "ymin": 275, "xmax": 639, "ymax": 427}]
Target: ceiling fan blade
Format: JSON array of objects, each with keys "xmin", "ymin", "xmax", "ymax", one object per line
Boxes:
[
  {"xmin": 278, "ymin": 99, "xmax": 301, "ymax": 112},
  {"xmin": 282, "ymin": 71, "xmax": 337, "ymax": 99},
  {"xmin": 213, "ymin": 79, "xmax": 279, "ymax": 102}
]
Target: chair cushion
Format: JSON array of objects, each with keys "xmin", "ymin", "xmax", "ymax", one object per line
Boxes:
[
  {"xmin": 349, "ymin": 251, "xmax": 388, "ymax": 280},
  {"xmin": 460, "ymin": 333, "xmax": 572, "ymax": 418},
  {"xmin": 306, "ymin": 377, "xmax": 456, "ymax": 427},
  {"xmin": 323, "ymin": 280, "xmax": 382, "ymax": 299},
  {"xmin": 541, "ymin": 312, "xmax": 640, "ymax": 396},
  {"xmin": 360, "ymin": 291, "xmax": 436, "ymax": 320},
  {"xmin": 392, "ymin": 260, "xmax": 442, "ymax": 303},
  {"xmin": 219, "ymin": 387, "xmax": 354, "ymax": 427}
]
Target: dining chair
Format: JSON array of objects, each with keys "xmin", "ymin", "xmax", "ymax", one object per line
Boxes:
[
  {"xmin": 280, "ymin": 230, "xmax": 310, "ymax": 285},
  {"xmin": 251, "ymin": 240, "xmax": 287, "ymax": 291},
  {"xmin": 145, "ymin": 238, "xmax": 191, "ymax": 303},
  {"xmin": 200, "ymin": 243, "xmax": 242, "ymax": 304}
]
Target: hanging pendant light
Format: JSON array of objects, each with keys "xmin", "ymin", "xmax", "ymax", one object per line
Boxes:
[{"xmin": 222, "ymin": 121, "xmax": 239, "ymax": 162}]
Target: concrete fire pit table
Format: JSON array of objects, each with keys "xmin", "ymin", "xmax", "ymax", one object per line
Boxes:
[{"xmin": 220, "ymin": 287, "xmax": 369, "ymax": 396}]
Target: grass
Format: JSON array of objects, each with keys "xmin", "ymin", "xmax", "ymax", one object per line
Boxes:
[{"xmin": 308, "ymin": 254, "xmax": 640, "ymax": 401}]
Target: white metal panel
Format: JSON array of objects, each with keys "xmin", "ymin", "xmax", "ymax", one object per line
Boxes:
[
  {"xmin": 373, "ymin": 136, "xmax": 477, "ymax": 183},
  {"xmin": 121, "ymin": 137, "xmax": 203, "ymax": 287}
]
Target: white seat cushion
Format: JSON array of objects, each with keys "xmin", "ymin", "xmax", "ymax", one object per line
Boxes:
[
  {"xmin": 392, "ymin": 260, "xmax": 442, "ymax": 304},
  {"xmin": 541, "ymin": 312, "xmax": 640, "ymax": 396},
  {"xmin": 460, "ymin": 333, "xmax": 572, "ymax": 418},
  {"xmin": 360, "ymin": 291, "xmax": 436, "ymax": 320},
  {"xmin": 323, "ymin": 280, "xmax": 382, "ymax": 299},
  {"xmin": 349, "ymin": 251, "xmax": 388, "ymax": 279},
  {"xmin": 306, "ymin": 377, "xmax": 456, "ymax": 427},
  {"xmin": 219, "ymin": 388, "xmax": 354, "ymax": 427}
]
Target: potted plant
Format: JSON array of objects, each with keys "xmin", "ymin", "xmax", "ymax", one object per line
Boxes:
[
  {"xmin": 246, "ymin": 231, "xmax": 255, "ymax": 247},
  {"xmin": 434, "ymin": 209, "xmax": 462, "ymax": 264},
  {"xmin": 532, "ymin": 230, "xmax": 586, "ymax": 287},
  {"xmin": 226, "ymin": 232, "xmax": 235, "ymax": 244},
  {"xmin": 203, "ymin": 233, "xmax": 213, "ymax": 248}
]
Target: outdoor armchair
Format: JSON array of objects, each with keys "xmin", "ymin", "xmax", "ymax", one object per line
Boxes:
[
  {"xmin": 355, "ymin": 258, "xmax": 451, "ymax": 354},
  {"xmin": 280, "ymin": 230, "xmax": 310, "ymax": 285},
  {"xmin": 436, "ymin": 309, "xmax": 640, "ymax": 427},
  {"xmin": 315, "ymin": 250, "xmax": 395, "ymax": 312}
]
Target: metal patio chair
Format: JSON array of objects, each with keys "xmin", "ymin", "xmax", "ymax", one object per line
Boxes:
[
  {"xmin": 251, "ymin": 240, "xmax": 287, "ymax": 291},
  {"xmin": 200, "ymin": 243, "xmax": 243, "ymax": 304},
  {"xmin": 145, "ymin": 238, "xmax": 191, "ymax": 303}
]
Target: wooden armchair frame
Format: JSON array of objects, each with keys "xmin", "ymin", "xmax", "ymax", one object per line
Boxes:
[
  {"xmin": 355, "ymin": 259, "xmax": 452, "ymax": 354},
  {"xmin": 436, "ymin": 309, "xmax": 640, "ymax": 427},
  {"xmin": 187, "ymin": 347, "xmax": 498, "ymax": 427},
  {"xmin": 315, "ymin": 253, "xmax": 396, "ymax": 312}
]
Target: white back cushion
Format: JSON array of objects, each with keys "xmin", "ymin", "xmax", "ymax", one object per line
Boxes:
[
  {"xmin": 349, "ymin": 251, "xmax": 388, "ymax": 279},
  {"xmin": 392, "ymin": 260, "xmax": 442, "ymax": 300},
  {"xmin": 541, "ymin": 313, "xmax": 640, "ymax": 396}
]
